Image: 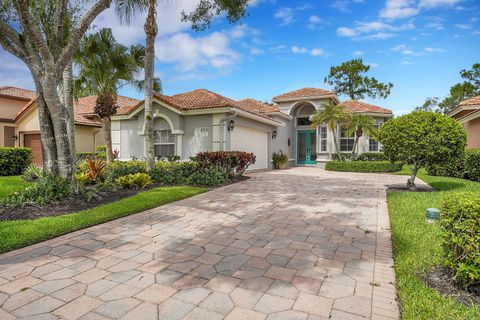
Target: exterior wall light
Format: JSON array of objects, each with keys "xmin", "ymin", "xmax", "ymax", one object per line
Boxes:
[
  {"xmin": 227, "ymin": 120, "xmax": 235, "ymax": 131},
  {"xmin": 426, "ymin": 208, "xmax": 440, "ymax": 223},
  {"xmin": 272, "ymin": 130, "xmax": 277, "ymax": 139}
]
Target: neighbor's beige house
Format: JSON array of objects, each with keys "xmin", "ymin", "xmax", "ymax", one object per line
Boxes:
[
  {"xmin": 0, "ymin": 86, "xmax": 105, "ymax": 164},
  {"xmin": 449, "ymin": 96, "xmax": 480, "ymax": 149}
]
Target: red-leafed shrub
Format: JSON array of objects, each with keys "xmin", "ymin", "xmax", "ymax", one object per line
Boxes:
[{"xmin": 193, "ymin": 151, "xmax": 256, "ymax": 177}]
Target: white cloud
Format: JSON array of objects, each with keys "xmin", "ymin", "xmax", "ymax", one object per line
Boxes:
[
  {"xmin": 353, "ymin": 50, "xmax": 364, "ymax": 56},
  {"xmin": 308, "ymin": 15, "xmax": 325, "ymax": 29},
  {"xmin": 419, "ymin": 0, "xmax": 461, "ymax": 8},
  {"xmin": 455, "ymin": 24, "xmax": 471, "ymax": 29},
  {"xmin": 275, "ymin": 8, "xmax": 295, "ymax": 25},
  {"xmin": 424, "ymin": 47, "xmax": 444, "ymax": 52},
  {"xmin": 331, "ymin": 1, "xmax": 351, "ymax": 12},
  {"xmin": 425, "ymin": 21, "xmax": 444, "ymax": 30},
  {"xmin": 391, "ymin": 44, "xmax": 426, "ymax": 56},
  {"xmin": 337, "ymin": 21, "xmax": 414, "ymax": 40},
  {"xmin": 250, "ymin": 47, "xmax": 265, "ymax": 55},
  {"xmin": 291, "ymin": 46, "xmax": 308, "ymax": 54},
  {"xmin": 0, "ymin": 50, "xmax": 33, "ymax": 88},
  {"xmin": 155, "ymin": 32, "xmax": 240, "ymax": 72},
  {"xmin": 473, "ymin": 30, "xmax": 480, "ymax": 35},
  {"xmin": 380, "ymin": 0, "xmax": 419, "ymax": 20},
  {"xmin": 311, "ymin": 48, "xmax": 326, "ymax": 56}
]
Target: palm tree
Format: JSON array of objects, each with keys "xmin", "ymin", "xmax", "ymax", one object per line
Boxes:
[
  {"xmin": 345, "ymin": 113, "xmax": 378, "ymax": 156},
  {"xmin": 311, "ymin": 101, "xmax": 349, "ymax": 158},
  {"xmin": 74, "ymin": 28, "xmax": 147, "ymax": 163}
]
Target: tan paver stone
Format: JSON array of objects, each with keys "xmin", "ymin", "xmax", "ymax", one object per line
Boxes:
[
  {"xmin": 2, "ymin": 288, "xmax": 44, "ymax": 311},
  {"xmin": 293, "ymin": 292, "xmax": 333, "ymax": 318},
  {"xmin": 98, "ymin": 283, "xmax": 142, "ymax": 301},
  {"xmin": 330, "ymin": 309, "xmax": 367, "ymax": 320},
  {"xmin": 267, "ymin": 280, "xmax": 299, "ymax": 298},
  {"xmin": 72, "ymin": 268, "xmax": 110, "ymax": 284},
  {"xmin": 199, "ymin": 291, "xmax": 234, "ymax": 314},
  {"xmin": 173, "ymin": 287, "xmax": 211, "ymax": 305},
  {"xmin": 254, "ymin": 293, "xmax": 294, "ymax": 314},
  {"xmin": 264, "ymin": 266, "xmax": 296, "ymax": 282},
  {"xmin": 32, "ymin": 278, "xmax": 75, "ymax": 294},
  {"xmin": 121, "ymin": 301, "xmax": 158, "ymax": 320},
  {"xmin": 158, "ymin": 298, "xmax": 195, "ymax": 320},
  {"xmin": 51, "ymin": 282, "xmax": 87, "ymax": 302},
  {"xmin": 12, "ymin": 295, "xmax": 64, "ymax": 317},
  {"xmin": 266, "ymin": 310, "xmax": 309, "ymax": 320},
  {"xmin": 0, "ymin": 308, "xmax": 16, "ymax": 320},
  {"xmin": 239, "ymin": 276, "xmax": 273, "ymax": 292},
  {"xmin": 124, "ymin": 272, "xmax": 156, "ymax": 289},
  {"xmin": 94, "ymin": 297, "xmax": 141, "ymax": 318},
  {"xmin": 333, "ymin": 295, "xmax": 371, "ymax": 318},
  {"xmin": 204, "ymin": 275, "xmax": 241, "ymax": 293},
  {"xmin": 135, "ymin": 283, "xmax": 177, "ymax": 304},
  {"xmin": 53, "ymin": 295, "xmax": 102, "ymax": 320},
  {"xmin": 229, "ymin": 287, "xmax": 263, "ymax": 309},
  {"xmin": 0, "ymin": 276, "xmax": 43, "ymax": 294},
  {"xmin": 225, "ymin": 307, "xmax": 267, "ymax": 320}
]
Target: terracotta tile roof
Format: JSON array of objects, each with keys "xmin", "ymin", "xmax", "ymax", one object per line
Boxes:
[
  {"xmin": 0, "ymin": 86, "xmax": 36, "ymax": 101},
  {"xmin": 75, "ymin": 95, "xmax": 142, "ymax": 116},
  {"xmin": 236, "ymin": 98, "xmax": 280, "ymax": 113},
  {"xmin": 170, "ymin": 89, "xmax": 239, "ymax": 110},
  {"xmin": 273, "ymin": 88, "xmax": 335, "ymax": 101},
  {"xmin": 459, "ymin": 96, "xmax": 480, "ymax": 107},
  {"xmin": 340, "ymin": 100, "xmax": 393, "ymax": 114}
]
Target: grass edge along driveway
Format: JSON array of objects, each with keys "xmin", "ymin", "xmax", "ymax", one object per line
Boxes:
[
  {"xmin": 388, "ymin": 168, "xmax": 480, "ymax": 319},
  {"xmin": 0, "ymin": 186, "xmax": 207, "ymax": 254}
]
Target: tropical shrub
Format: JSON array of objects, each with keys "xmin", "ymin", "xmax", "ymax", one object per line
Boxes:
[
  {"xmin": 379, "ymin": 111, "xmax": 466, "ymax": 190},
  {"xmin": 87, "ymin": 158, "xmax": 107, "ymax": 182},
  {"xmin": 150, "ymin": 161, "xmax": 197, "ymax": 184},
  {"xmin": 21, "ymin": 164, "xmax": 44, "ymax": 182},
  {"xmin": 194, "ymin": 151, "xmax": 256, "ymax": 177},
  {"xmin": 1, "ymin": 174, "xmax": 71, "ymax": 207},
  {"xmin": 187, "ymin": 167, "xmax": 228, "ymax": 186},
  {"xmin": 104, "ymin": 160, "xmax": 147, "ymax": 183},
  {"xmin": 325, "ymin": 161, "xmax": 403, "ymax": 173},
  {"xmin": 464, "ymin": 149, "xmax": 480, "ymax": 182},
  {"xmin": 272, "ymin": 151, "xmax": 289, "ymax": 169},
  {"xmin": 116, "ymin": 173, "xmax": 153, "ymax": 189},
  {"xmin": 96, "ymin": 145, "xmax": 107, "ymax": 153},
  {"xmin": 0, "ymin": 147, "xmax": 32, "ymax": 176},
  {"xmin": 441, "ymin": 193, "xmax": 480, "ymax": 286},
  {"xmin": 75, "ymin": 172, "xmax": 91, "ymax": 185},
  {"xmin": 331, "ymin": 152, "xmax": 386, "ymax": 162}
]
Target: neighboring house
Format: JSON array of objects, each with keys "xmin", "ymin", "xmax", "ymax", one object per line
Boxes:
[
  {"xmin": 449, "ymin": 96, "xmax": 480, "ymax": 149},
  {"xmin": 0, "ymin": 86, "xmax": 105, "ymax": 164},
  {"xmin": 110, "ymin": 87, "xmax": 393, "ymax": 169}
]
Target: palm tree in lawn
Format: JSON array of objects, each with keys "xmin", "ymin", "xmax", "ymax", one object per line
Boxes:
[
  {"xmin": 74, "ymin": 28, "xmax": 148, "ymax": 163},
  {"xmin": 311, "ymin": 101, "xmax": 349, "ymax": 158},
  {"xmin": 345, "ymin": 113, "xmax": 378, "ymax": 156}
]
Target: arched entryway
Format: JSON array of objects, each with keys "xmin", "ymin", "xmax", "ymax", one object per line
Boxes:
[{"xmin": 290, "ymin": 102, "xmax": 318, "ymax": 165}]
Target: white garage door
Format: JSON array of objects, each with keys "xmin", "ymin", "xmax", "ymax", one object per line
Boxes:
[{"xmin": 231, "ymin": 126, "xmax": 268, "ymax": 170}]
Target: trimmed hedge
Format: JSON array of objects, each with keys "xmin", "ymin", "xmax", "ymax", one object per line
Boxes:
[
  {"xmin": 77, "ymin": 152, "xmax": 106, "ymax": 161},
  {"xmin": 0, "ymin": 147, "xmax": 32, "ymax": 176},
  {"xmin": 325, "ymin": 160, "xmax": 403, "ymax": 173},
  {"xmin": 426, "ymin": 149, "xmax": 480, "ymax": 181},
  {"xmin": 331, "ymin": 152, "xmax": 386, "ymax": 162},
  {"xmin": 150, "ymin": 161, "xmax": 197, "ymax": 185},
  {"xmin": 194, "ymin": 151, "xmax": 255, "ymax": 177},
  {"xmin": 441, "ymin": 193, "xmax": 480, "ymax": 285}
]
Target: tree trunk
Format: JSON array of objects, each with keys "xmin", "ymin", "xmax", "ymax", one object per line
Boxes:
[
  {"xmin": 63, "ymin": 62, "xmax": 76, "ymax": 162},
  {"xmin": 103, "ymin": 117, "xmax": 114, "ymax": 163},
  {"xmin": 332, "ymin": 128, "xmax": 341, "ymax": 159},
  {"xmin": 143, "ymin": 0, "xmax": 157, "ymax": 170},
  {"xmin": 407, "ymin": 164, "xmax": 419, "ymax": 191}
]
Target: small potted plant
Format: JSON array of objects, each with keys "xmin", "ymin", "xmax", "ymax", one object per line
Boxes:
[{"xmin": 272, "ymin": 151, "xmax": 289, "ymax": 169}]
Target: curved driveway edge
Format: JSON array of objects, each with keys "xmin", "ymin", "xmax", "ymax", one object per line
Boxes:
[{"xmin": 0, "ymin": 168, "xmax": 422, "ymax": 319}]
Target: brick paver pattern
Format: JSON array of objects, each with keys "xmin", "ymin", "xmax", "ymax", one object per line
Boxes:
[{"xmin": 0, "ymin": 168, "xmax": 416, "ymax": 319}]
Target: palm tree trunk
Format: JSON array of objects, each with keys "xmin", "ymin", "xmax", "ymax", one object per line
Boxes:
[
  {"xmin": 143, "ymin": 0, "xmax": 157, "ymax": 171},
  {"xmin": 103, "ymin": 117, "xmax": 114, "ymax": 162},
  {"xmin": 352, "ymin": 136, "xmax": 359, "ymax": 156},
  {"xmin": 63, "ymin": 62, "xmax": 76, "ymax": 163},
  {"xmin": 332, "ymin": 128, "xmax": 341, "ymax": 158}
]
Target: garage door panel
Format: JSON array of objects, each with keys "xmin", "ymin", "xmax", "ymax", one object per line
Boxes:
[
  {"xmin": 24, "ymin": 134, "xmax": 43, "ymax": 165},
  {"xmin": 231, "ymin": 126, "xmax": 268, "ymax": 170}
]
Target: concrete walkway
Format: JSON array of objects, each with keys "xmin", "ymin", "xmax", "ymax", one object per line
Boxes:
[{"xmin": 0, "ymin": 168, "xmax": 411, "ymax": 319}]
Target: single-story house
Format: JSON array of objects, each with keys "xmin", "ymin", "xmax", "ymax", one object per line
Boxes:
[
  {"xmin": 109, "ymin": 87, "xmax": 393, "ymax": 169},
  {"xmin": 449, "ymin": 96, "xmax": 480, "ymax": 149},
  {"xmin": 0, "ymin": 86, "xmax": 105, "ymax": 164}
]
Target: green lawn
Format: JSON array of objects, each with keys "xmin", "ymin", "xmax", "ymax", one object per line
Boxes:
[
  {"xmin": 0, "ymin": 186, "xmax": 207, "ymax": 253},
  {"xmin": 388, "ymin": 168, "xmax": 480, "ymax": 319},
  {"xmin": 0, "ymin": 176, "xmax": 31, "ymax": 200}
]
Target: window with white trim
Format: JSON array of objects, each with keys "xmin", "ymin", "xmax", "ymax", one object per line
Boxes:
[
  {"xmin": 319, "ymin": 126, "xmax": 327, "ymax": 152},
  {"xmin": 369, "ymin": 119, "xmax": 384, "ymax": 152},
  {"xmin": 340, "ymin": 126, "xmax": 355, "ymax": 152},
  {"xmin": 154, "ymin": 129, "xmax": 175, "ymax": 157}
]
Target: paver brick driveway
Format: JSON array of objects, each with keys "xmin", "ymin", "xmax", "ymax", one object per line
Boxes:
[{"xmin": 0, "ymin": 168, "xmax": 411, "ymax": 320}]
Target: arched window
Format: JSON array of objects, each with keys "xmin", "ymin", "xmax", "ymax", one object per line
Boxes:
[{"xmin": 154, "ymin": 129, "xmax": 175, "ymax": 157}]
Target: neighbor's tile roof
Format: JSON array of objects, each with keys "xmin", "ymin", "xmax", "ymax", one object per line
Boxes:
[
  {"xmin": 75, "ymin": 95, "xmax": 142, "ymax": 116},
  {"xmin": 341, "ymin": 100, "xmax": 393, "ymax": 114},
  {"xmin": 0, "ymin": 86, "xmax": 36, "ymax": 101},
  {"xmin": 236, "ymin": 98, "xmax": 280, "ymax": 113},
  {"xmin": 273, "ymin": 88, "xmax": 335, "ymax": 101},
  {"xmin": 459, "ymin": 96, "xmax": 480, "ymax": 107}
]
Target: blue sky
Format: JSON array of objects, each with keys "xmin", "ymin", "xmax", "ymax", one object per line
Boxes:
[{"xmin": 1, "ymin": 0, "xmax": 479, "ymax": 114}]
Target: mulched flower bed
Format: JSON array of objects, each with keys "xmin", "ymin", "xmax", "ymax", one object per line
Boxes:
[
  {"xmin": 421, "ymin": 267, "xmax": 480, "ymax": 307},
  {"xmin": 0, "ymin": 175, "xmax": 250, "ymax": 222}
]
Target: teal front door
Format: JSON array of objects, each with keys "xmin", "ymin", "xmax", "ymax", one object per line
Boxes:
[{"xmin": 297, "ymin": 130, "xmax": 317, "ymax": 165}]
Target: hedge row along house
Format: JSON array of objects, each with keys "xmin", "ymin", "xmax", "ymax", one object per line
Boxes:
[
  {"xmin": 0, "ymin": 86, "xmax": 105, "ymax": 164},
  {"xmin": 449, "ymin": 96, "xmax": 480, "ymax": 149},
  {"xmin": 1, "ymin": 86, "xmax": 393, "ymax": 169}
]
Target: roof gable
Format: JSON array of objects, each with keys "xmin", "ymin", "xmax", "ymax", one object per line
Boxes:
[
  {"xmin": 459, "ymin": 96, "xmax": 480, "ymax": 107},
  {"xmin": 236, "ymin": 98, "xmax": 279, "ymax": 113},
  {"xmin": 340, "ymin": 100, "xmax": 392, "ymax": 114},
  {"xmin": 0, "ymin": 86, "xmax": 36, "ymax": 101},
  {"xmin": 273, "ymin": 88, "xmax": 335, "ymax": 102}
]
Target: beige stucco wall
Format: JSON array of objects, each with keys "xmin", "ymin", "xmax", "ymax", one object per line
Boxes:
[
  {"xmin": 464, "ymin": 117, "xmax": 480, "ymax": 149},
  {"xmin": 0, "ymin": 97, "xmax": 26, "ymax": 120}
]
